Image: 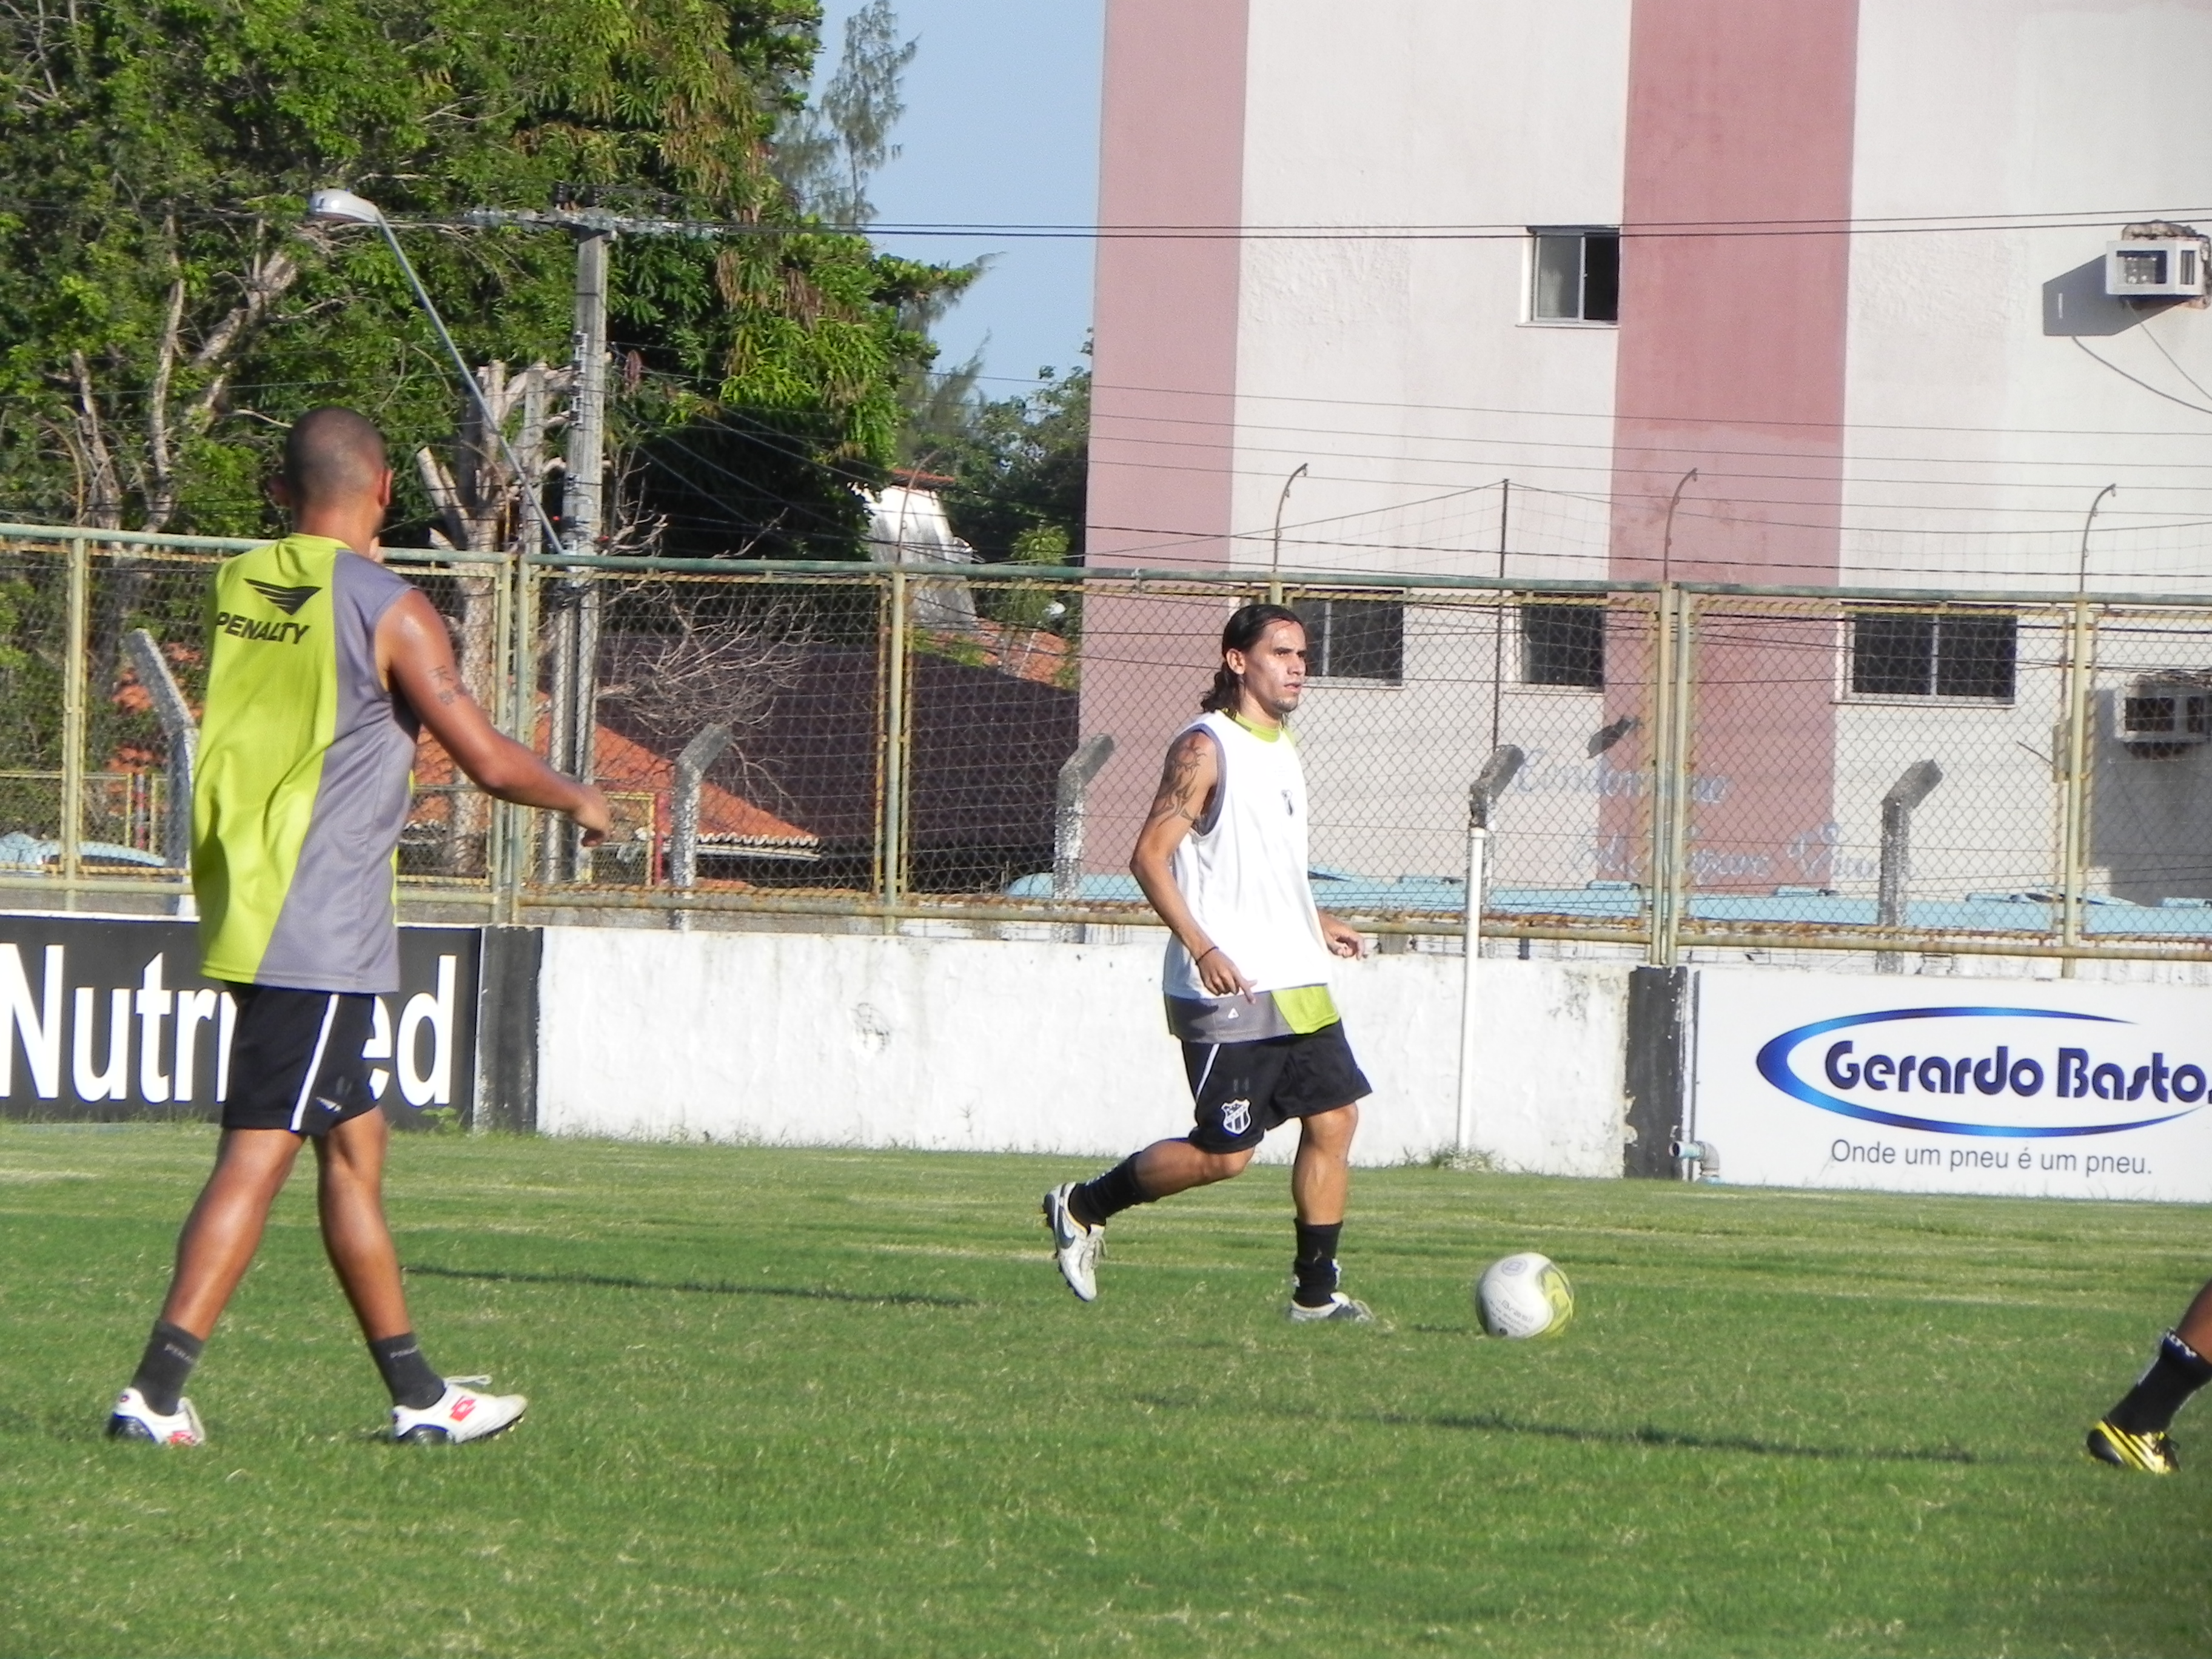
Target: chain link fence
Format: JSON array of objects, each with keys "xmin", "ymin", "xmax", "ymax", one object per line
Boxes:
[{"xmin": 6, "ymin": 521, "xmax": 2212, "ymax": 969}]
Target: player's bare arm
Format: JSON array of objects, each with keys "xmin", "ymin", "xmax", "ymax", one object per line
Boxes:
[
  {"xmin": 1130, "ymin": 729, "xmax": 1250, "ymax": 996},
  {"xmin": 376, "ymin": 590, "xmax": 612, "ymax": 845},
  {"xmin": 1318, "ymin": 911, "xmax": 1366, "ymax": 959}
]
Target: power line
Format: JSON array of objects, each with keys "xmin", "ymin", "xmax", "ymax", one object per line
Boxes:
[
  {"xmin": 1071, "ymin": 373, "xmax": 2212, "ymax": 442},
  {"xmin": 849, "ymin": 204, "xmax": 2212, "ymax": 242},
  {"xmin": 2071, "ymin": 337, "xmax": 2212, "ymax": 418},
  {"xmin": 1087, "ymin": 429, "xmax": 2212, "ymax": 504}
]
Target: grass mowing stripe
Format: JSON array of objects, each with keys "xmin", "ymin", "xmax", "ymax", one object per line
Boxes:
[
  {"xmin": 403, "ymin": 1261, "xmax": 979, "ymax": 1307},
  {"xmin": 1, "ymin": 1124, "xmax": 2208, "ymax": 1657}
]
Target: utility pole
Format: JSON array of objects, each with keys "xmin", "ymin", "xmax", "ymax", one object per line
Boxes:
[
  {"xmin": 463, "ymin": 205, "xmax": 726, "ymax": 882},
  {"xmin": 546, "ymin": 225, "xmax": 609, "ymax": 882}
]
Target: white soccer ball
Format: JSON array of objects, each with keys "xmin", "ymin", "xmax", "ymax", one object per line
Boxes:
[{"xmin": 1475, "ymin": 1252, "xmax": 1574, "ymax": 1339}]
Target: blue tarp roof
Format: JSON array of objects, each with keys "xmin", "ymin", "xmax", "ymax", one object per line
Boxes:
[{"xmin": 1003, "ymin": 871, "xmax": 2212, "ymax": 939}]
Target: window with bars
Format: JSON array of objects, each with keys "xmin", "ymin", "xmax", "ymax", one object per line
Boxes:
[
  {"xmin": 1521, "ymin": 605, "xmax": 1606, "ymax": 688},
  {"xmin": 1848, "ymin": 612, "xmax": 2017, "ymax": 701},
  {"xmin": 1299, "ymin": 598, "xmax": 1404, "ymax": 684},
  {"xmin": 1529, "ymin": 228, "xmax": 1620, "ymax": 323}
]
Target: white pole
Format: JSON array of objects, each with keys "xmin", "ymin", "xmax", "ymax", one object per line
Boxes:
[{"xmin": 1455, "ymin": 819, "xmax": 1489, "ymax": 1155}]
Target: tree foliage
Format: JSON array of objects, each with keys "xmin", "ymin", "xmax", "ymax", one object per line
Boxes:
[
  {"xmin": 772, "ymin": 0, "xmax": 914, "ymax": 228},
  {"xmin": 914, "ymin": 360, "xmax": 1090, "ymax": 566},
  {"xmin": 0, "ymin": 0, "xmax": 952, "ymax": 555}
]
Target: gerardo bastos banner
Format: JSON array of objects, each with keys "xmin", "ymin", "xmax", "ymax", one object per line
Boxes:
[
  {"xmin": 0, "ymin": 914, "xmax": 479, "ymax": 1127},
  {"xmin": 1693, "ymin": 968, "xmax": 2212, "ymax": 1202}
]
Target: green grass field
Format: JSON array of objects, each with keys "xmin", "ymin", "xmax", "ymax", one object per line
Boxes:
[{"xmin": 2, "ymin": 1124, "xmax": 2208, "ymax": 1658}]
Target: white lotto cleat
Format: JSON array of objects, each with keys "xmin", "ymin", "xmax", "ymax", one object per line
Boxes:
[
  {"xmin": 1042, "ymin": 1182, "xmax": 1103, "ymax": 1302},
  {"xmin": 391, "ymin": 1377, "xmax": 528, "ymax": 1444},
  {"xmin": 1287, "ymin": 1292, "xmax": 1375, "ymax": 1324},
  {"xmin": 107, "ymin": 1387, "xmax": 206, "ymax": 1446}
]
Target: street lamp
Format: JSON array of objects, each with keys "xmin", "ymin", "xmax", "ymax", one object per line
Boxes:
[
  {"xmin": 2077, "ymin": 482, "xmax": 2117, "ymax": 594},
  {"xmin": 1269, "ymin": 463, "xmax": 1310, "ymax": 596},
  {"xmin": 304, "ymin": 189, "xmax": 564, "ymax": 558},
  {"xmin": 1660, "ymin": 466, "xmax": 1700, "ymax": 584}
]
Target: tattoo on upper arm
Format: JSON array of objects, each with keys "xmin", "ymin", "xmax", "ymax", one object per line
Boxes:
[
  {"xmin": 427, "ymin": 663, "xmax": 460, "ymax": 706},
  {"xmin": 1144, "ymin": 732, "xmax": 1215, "ymax": 829}
]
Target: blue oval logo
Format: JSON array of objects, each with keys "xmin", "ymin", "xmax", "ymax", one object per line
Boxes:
[{"xmin": 1754, "ymin": 1005, "xmax": 2204, "ymax": 1138}]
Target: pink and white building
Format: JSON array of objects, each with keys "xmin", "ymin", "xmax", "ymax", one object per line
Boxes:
[{"xmin": 1080, "ymin": 0, "xmax": 2212, "ymax": 905}]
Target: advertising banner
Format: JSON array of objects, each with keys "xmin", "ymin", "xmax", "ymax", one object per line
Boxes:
[
  {"xmin": 0, "ymin": 914, "xmax": 480, "ymax": 1126},
  {"xmin": 1692, "ymin": 968, "xmax": 2212, "ymax": 1202}
]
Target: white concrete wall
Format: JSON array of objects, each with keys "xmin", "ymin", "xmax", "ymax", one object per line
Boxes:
[{"xmin": 534, "ymin": 927, "xmax": 1631, "ymax": 1177}]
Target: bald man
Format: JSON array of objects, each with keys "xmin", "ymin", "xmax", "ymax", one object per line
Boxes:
[{"xmin": 108, "ymin": 407, "xmax": 610, "ymax": 1447}]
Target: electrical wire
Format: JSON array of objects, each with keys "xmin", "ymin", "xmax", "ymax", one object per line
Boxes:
[
  {"xmin": 817, "ymin": 205, "xmax": 2212, "ymax": 242},
  {"xmin": 2070, "ymin": 338, "xmax": 2212, "ymax": 417},
  {"xmin": 2142, "ymin": 321, "xmax": 2212, "ymax": 406}
]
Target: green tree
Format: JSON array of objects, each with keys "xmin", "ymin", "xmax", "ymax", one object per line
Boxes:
[
  {"xmin": 0, "ymin": 0, "xmax": 951, "ymax": 557},
  {"xmin": 920, "ymin": 358, "xmax": 1090, "ymax": 566},
  {"xmin": 773, "ymin": 0, "xmax": 915, "ymax": 227}
]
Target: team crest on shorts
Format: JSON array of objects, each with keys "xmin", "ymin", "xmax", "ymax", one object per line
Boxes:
[{"xmin": 1221, "ymin": 1098, "xmax": 1253, "ymax": 1135}]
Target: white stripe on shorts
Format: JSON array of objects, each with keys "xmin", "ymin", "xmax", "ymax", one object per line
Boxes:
[
  {"xmin": 290, "ymin": 994, "xmax": 340, "ymax": 1133},
  {"xmin": 1192, "ymin": 1043, "xmax": 1221, "ymax": 1099}
]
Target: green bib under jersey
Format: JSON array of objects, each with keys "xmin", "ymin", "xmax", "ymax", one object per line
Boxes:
[{"xmin": 192, "ymin": 534, "xmax": 420, "ymax": 993}]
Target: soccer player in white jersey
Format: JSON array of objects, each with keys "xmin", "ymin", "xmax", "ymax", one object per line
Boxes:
[{"xmin": 1043, "ymin": 603, "xmax": 1374, "ymax": 1320}]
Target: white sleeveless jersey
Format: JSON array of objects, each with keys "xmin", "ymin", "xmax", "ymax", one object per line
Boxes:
[{"xmin": 1162, "ymin": 710, "xmax": 1336, "ymax": 1008}]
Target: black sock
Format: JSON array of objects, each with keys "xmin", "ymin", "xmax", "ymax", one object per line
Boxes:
[
  {"xmin": 2109, "ymin": 1330, "xmax": 2212, "ymax": 1434},
  {"xmin": 1070, "ymin": 1156, "xmax": 1152, "ymax": 1229},
  {"xmin": 369, "ymin": 1333, "xmax": 446, "ymax": 1411},
  {"xmin": 129, "ymin": 1321, "xmax": 204, "ymax": 1416},
  {"xmin": 1293, "ymin": 1221, "xmax": 1342, "ymax": 1308}
]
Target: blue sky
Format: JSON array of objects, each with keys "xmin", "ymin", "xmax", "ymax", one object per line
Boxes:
[{"xmin": 812, "ymin": 0, "xmax": 1104, "ymax": 392}]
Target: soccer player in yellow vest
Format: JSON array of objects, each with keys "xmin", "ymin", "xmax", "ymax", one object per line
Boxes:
[
  {"xmin": 1044, "ymin": 605, "xmax": 1374, "ymax": 1320},
  {"xmin": 108, "ymin": 407, "xmax": 609, "ymax": 1446}
]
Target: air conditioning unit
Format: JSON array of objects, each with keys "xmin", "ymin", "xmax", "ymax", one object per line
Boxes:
[
  {"xmin": 2106, "ymin": 238, "xmax": 2207, "ymax": 298},
  {"xmin": 2122, "ymin": 675, "xmax": 2212, "ymax": 754}
]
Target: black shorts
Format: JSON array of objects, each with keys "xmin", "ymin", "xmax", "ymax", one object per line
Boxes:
[
  {"xmin": 1182, "ymin": 1022, "xmax": 1372, "ymax": 1154},
  {"xmin": 220, "ymin": 985, "xmax": 381, "ymax": 1136}
]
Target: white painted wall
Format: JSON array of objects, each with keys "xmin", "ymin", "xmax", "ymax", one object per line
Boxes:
[
  {"xmin": 1220, "ymin": 1, "xmax": 1634, "ymax": 882},
  {"xmin": 1843, "ymin": 0, "xmax": 2212, "ymax": 592},
  {"xmin": 534, "ymin": 927, "xmax": 1631, "ymax": 1176},
  {"xmin": 1841, "ymin": 0, "xmax": 2212, "ymax": 911},
  {"xmin": 1232, "ymin": 0, "xmax": 1631, "ymax": 583}
]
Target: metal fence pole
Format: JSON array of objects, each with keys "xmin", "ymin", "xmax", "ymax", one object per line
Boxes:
[
  {"xmin": 568, "ymin": 579, "xmax": 602, "ymax": 883},
  {"xmin": 1646, "ymin": 583, "xmax": 1678, "ymax": 965},
  {"xmin": 511, "ymin": 557, "xmax": 543, "ymax": 918},
  {"xmin": 59, "ymin": 534, "xmax": 89, "ymax": 903},
  {"xmin": 542, "ymin": 583, "xmax": 577, "ymax": 886},
  {"xmin": 1660, "ymin": 589, "xmax": 1697, "ymax": 965},
  {"xmin": 881, "ymin": 566, "xmax": 910, "ymax": 933},
  {"xmin": 488, "ymin": 548, "xmax": 519, "ymax": 921},
  {"xmin": 1455, "ymin": 745, "xmax": 1525, "ymax": 1155},
  {"xmin": 2059, "ymin": 595, "xmax": 2096, "ymax": 977}
]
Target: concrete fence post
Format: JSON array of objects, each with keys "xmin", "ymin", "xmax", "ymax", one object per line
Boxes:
[
  {"xmin": 1875, "ymin": 759, "xmax": 1943, "ymax": 974},
  {"xmin": 668, "ymin": 722, "xmax": 732, "ymax": 932},
  {"xmin": 1051, "ymin": 733, "xmax": 1116, "ymax": 941},
  {"xmin": 126, "ymin": 628, "xmax": 198, "ymax": 873}
]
